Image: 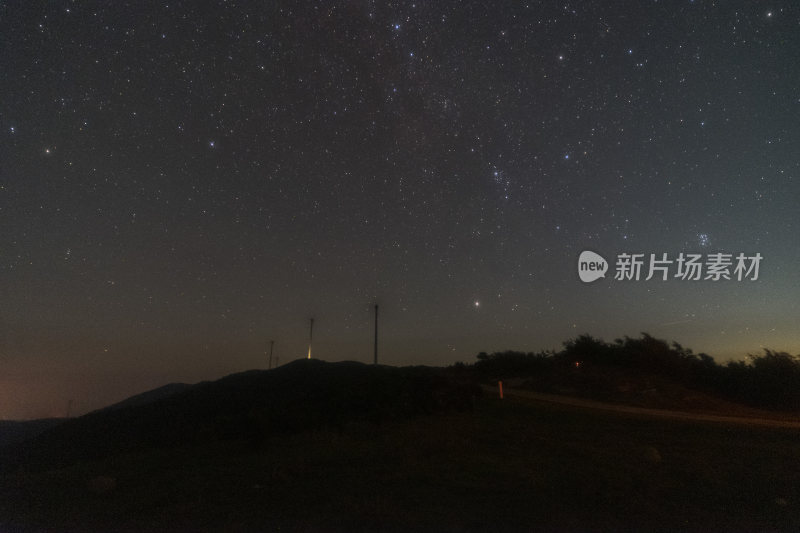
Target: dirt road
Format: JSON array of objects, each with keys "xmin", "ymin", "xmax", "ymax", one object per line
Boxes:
[{"xmin": 486, "ymin": 386, "xmax": 800, "ymax": 429}]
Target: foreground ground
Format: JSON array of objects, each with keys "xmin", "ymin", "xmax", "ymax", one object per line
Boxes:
[
  {"xmin": 496, "ymin": 386, "xmax": 800, "ymax": 429},
  {"xmin": 2, "ymin": 393, "xmax": 799, "ymax": 532}
]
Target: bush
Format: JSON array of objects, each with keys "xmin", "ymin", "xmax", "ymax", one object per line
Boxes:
[
  {"xmin": 719, "ymin": 350, "xmax": 800, "ymax": 410},
  {"xmin": 472, "ymin": 334, "xmax": 800, "ymax": 412},
  {"xmin": 473, "ymin": 350, "xmax": 554, "ymax": 378}
]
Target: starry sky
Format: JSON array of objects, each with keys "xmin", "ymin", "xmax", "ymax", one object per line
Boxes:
[{"xmin": 2, "ymin": 1, "xmax": 799, "ymax": 419}]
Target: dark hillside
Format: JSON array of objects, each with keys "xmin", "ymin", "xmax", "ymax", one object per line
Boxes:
[
  {"xmin": 92, "ymin": 382, "xmax": 192, "ymax": 414},
  {"xmin": 1, "ymin": 360, "xmax": 479, "ymax": 473},
  {"xmin": 0, "ymin": 419, "xmax": 65, "ymax": 450}
]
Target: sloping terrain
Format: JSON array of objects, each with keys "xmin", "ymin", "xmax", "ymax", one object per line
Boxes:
[
  {"xmin": 0, "ymin": 419, "xmax": 65, "ymax": 450},
  {"xmin": 1, "ymin": 359, "xmax": 479, "ymax": 473},
  {"xmin": 2, "ymin": 392, "xmax": 799, "ymax": 532},
  {"xmin": 92, "ymin": 382, "xmax": 193, "ymax": 414},
  {"xmin": 0, "ymin": 384, "xmax": 191, "ymax": 452}
]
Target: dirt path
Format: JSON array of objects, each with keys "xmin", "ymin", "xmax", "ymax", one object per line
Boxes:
[{"xmin": 485, "ymin": 386, "xmax": 800, "ymax": 429}]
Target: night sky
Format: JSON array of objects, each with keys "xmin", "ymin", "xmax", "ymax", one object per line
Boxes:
[{"xmin": 2, "ymin": 1, "xmax": 799, "ymax": 419}]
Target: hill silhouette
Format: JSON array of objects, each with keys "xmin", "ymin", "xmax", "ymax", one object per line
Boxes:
[
  {"xmin": 0, "ymin": 419, "xmax": 65, "ymax": 450},
  {"xmin": 1, "ymin": 359, "xmax": 479, "ymax": 473},
  {"xmin": 3, "ymin": 350, "xmax": 800, "ymax": 531},
  {"xmin": 92, "ymin": 382, "xmax": 192, "ymax": 414},
  {"xmin": 0, "ymin": 384, "xmax": 191, "ymax": 453}
]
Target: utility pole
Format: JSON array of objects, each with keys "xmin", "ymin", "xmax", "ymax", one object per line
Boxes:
[
  {"xmin": 307, "ymin": 318, "xmax": 314, "ymax": 359},
  {"xmin": 268, "ymin": 340, "xmax": 274, "ymax": 369},
  {"xmin": 373, "ymin": 304, "xmax": 378, "ymax": 365}
]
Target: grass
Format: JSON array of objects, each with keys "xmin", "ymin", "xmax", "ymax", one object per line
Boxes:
[{"xmin": 3, "ymin": 393, "xmax": 800, "ymax": 532}]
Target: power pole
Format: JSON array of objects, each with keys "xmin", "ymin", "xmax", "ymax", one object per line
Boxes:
[
  {"xmin": 373, "ymin": 304, "xmax": 378, "ymax": 365},
  {"xmin": 307, "ymin": 318, "xmax": 314, "ymax": 359},
  {"xmin": 268, "ymin": 340, "xmax": 274, "ymax": 369}
]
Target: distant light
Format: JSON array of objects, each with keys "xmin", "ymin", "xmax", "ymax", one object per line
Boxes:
[{"xmin": 474, "ymin": 301, "xmax": 480, "ymax": 307}]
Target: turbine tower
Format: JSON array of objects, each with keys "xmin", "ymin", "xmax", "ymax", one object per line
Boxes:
[
  {"xmin": 268, "ymin": 340, "xmax": 274, "ymax": 369},
  {"xmin": 307, "ymin": 318, "xmax": 314, "ymax": 359},
  {"xmin": 373, "ymin": 304, "xmax": 378, "ymax": 365}
]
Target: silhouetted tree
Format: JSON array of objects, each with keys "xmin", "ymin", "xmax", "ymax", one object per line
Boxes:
[
  {"xmin": 718, "ymin": 350, "xmax": 800, "ymax": 410},
  {"xmin": 473, "ymin": 350, "xmax": 554, "ymax": 378},
  {"xmin": 471, "ymin": 334, "xmax": 800, "ymax": 412}
]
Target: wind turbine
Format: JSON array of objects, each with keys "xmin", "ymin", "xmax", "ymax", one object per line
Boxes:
[{"xmin": 307, "ymin": 318, "xmax": 314, "ymax": 359}]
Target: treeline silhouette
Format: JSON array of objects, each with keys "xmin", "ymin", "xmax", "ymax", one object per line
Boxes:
[{"xmin": 470, "ymin": 334, "xmax": 800, "ymax": 411}]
